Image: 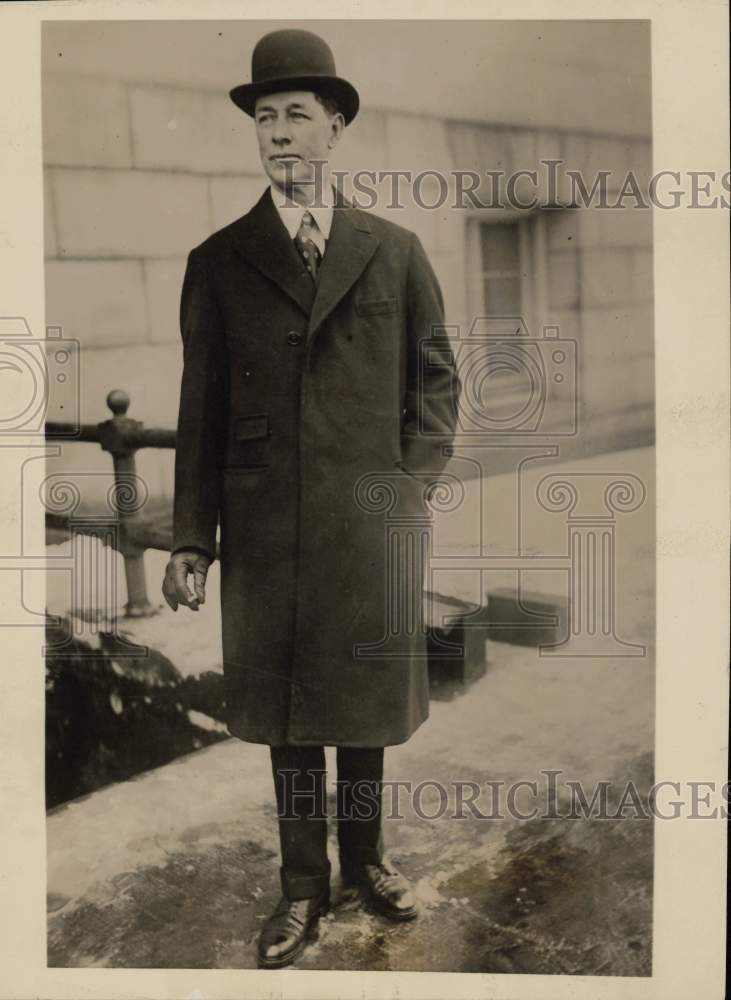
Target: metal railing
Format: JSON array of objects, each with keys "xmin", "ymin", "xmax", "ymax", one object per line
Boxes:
[{"xmin": 46, "ymin": 389, "xmax": 181, "ymax": 617}]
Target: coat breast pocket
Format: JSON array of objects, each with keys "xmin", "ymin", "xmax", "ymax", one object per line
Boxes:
[{"xmin": 354, "ymin": 296, "xmax": 400, "ymax": 317}]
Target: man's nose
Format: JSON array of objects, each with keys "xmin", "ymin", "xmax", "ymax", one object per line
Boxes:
[{"xmin": 271, "ymin": 120, "xmax": 292, "ymax": 144}]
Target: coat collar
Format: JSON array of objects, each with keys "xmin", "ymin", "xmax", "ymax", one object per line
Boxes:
[
  {"xmin": 228, "ymin": 187, "xmax": 380, "ymax": 340},
  {"xmin": 269, "ymin": 182, "xmax": 334, "ymax": 243}
]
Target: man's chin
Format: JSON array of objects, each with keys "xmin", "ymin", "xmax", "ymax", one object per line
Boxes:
[{"xmin": 268, "ymin": 162, "xmax": 309, "ymax": 187}]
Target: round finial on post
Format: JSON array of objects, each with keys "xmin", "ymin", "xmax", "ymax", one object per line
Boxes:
[{"xmin": 107, "ymin": 389, "xmax": 130, "ymax": 417}]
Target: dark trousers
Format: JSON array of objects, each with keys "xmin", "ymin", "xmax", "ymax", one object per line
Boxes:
[{"xmin": 270, "ymin": 744, "xmax": 385, "ymax": 900}]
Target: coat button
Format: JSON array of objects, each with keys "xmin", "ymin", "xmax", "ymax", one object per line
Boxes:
[{"xmin": 287, "ymin": 331, "xmax": 303, "ymax": 346}]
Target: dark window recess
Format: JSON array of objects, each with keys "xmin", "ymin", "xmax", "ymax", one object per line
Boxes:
[{"xmin": 480, "ymin": 222, "xmax": 522, "ymax": 315}]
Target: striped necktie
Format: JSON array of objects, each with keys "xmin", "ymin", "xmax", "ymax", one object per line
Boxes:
[{"xmin": 294, "ymin": 210, "xmax": 322, "ymax": 283}]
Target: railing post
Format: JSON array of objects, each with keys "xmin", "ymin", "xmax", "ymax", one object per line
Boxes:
[{"xmin": 97, "ymin": 389, "xmax": 157, "ymax": 618}]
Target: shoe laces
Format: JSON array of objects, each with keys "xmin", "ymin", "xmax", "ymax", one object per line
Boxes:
[
  {"xmin": 271, "ymin": 896, "xmax": 317, "ymax": 933},
  {"xmin": 368, "ymin": 861, "xmax": 405, "ymax": 893},
  {"xmin": 288, "ymin": 899, "xmax": 310, "ymax": 929}
]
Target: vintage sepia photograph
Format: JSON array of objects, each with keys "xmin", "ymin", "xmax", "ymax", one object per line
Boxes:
[
  {"xmin": 0, "ymin": 6, "xmax": 725, "ymax": 996},
  {"xmin": 38, "ymin": 18, "xmax": 658, "ymax": 974}
]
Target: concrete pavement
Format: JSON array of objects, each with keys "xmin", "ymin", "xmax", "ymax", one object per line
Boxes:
[{"xmin": 47, "ymin": 446, "xmax": 654, "ymax": 973}]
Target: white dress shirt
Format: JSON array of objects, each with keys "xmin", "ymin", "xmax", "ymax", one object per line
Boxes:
[{"xmin": 269, "ymin": 183, "xmax": 334, "ymax": 256}]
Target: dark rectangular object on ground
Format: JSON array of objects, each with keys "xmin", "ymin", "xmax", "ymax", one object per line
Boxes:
[
  {"xmin": 426, "ymin": 592, "xmax": 488, "ymax": 700},
  {"xmin": 483, "ymin": 587, "xmax": 568, "ymax": 647}
]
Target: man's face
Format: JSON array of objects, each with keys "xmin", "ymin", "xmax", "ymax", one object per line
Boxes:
[{"xmin": 254, "ymin": 90, "xmax": 343, "ymax": 197}]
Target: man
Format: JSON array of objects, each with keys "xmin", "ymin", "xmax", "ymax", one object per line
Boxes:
[{"xmin": 162, "ymin": 28, "xmax": 459, "ymax": 969}]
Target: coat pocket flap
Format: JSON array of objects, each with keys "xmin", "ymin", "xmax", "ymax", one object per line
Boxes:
[
  {"xmin": 234, "ymin": 414, "xmax": 269, "ymax": 441},
  {"xmin": 355, "ymin": 296, "xmax": 399, "ymax": 316}
]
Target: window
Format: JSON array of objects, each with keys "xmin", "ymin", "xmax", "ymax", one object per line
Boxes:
[
  {"xmin": 466, "ymin": 211, "xmax": 549, "ymax": 337},
  {"xmin": 462, "ymin": 211, "xmax": 559, "ymax": 430},
  {"xmin": 480, "ymin": 222, "xmax": 522, "ymax": 315}
]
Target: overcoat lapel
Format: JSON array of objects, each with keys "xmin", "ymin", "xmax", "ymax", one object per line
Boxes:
[
  {"xmin": 227, "ymin": 187, "xmax": 380, "ymax": 338},
  {"xmin": 307, "ymin": 205, "xmax": 380, "ymax": 340},
  {"xmin": 228, "ymin": 188, "xmax": 317, "ymax": 316}
]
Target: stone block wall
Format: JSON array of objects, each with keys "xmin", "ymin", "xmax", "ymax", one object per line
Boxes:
[
  {"xmin": 43, "ymin": 70, "xmax": 653, "ymax": 503},
  {"xmin": 545, "ymin": 156, "xmax": 654, "ymax": 448}
]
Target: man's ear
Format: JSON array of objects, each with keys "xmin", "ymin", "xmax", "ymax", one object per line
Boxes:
[{"xmin": 328, "ymin": 112, "xmax": 345, "ymax": 150}]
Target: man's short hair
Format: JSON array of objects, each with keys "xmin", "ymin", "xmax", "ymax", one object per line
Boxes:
[{"xmin": 314, "ymin": 92, "xmax": 340, "ymax": 118}]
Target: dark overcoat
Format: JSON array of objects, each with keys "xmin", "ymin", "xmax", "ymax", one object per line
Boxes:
[{"xmin": 172, "ymin": 187, "xmax": 459, "ymax": 747}]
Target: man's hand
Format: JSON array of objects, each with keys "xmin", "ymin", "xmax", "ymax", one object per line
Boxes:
[{"xmin": 162, "ymin": 550, "xmax": 212, "ymax": 612}]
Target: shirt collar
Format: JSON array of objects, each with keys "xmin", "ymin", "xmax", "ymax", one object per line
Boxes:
[{"xmin": 269, "ymin": 183, "xmax": 334, "ymax": 241}]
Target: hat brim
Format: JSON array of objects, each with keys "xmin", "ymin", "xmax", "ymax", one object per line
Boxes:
[{"xmin": 229, "ymin": 75, "xmax": 359, "ymax": 125}]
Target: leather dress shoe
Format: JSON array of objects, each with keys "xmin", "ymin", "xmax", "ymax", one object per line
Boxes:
[
  {"xmin": 340, "ymin": 856, "xmax": 418, "ymax": 921},
  {"xmin": 257, "ymin": 888, "xmax": 330, "ymax": 969}
]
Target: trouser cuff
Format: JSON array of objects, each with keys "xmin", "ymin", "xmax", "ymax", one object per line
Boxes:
[{"xmin": 280, "ymin": 863, "xmax": 331, "ymax": 901}]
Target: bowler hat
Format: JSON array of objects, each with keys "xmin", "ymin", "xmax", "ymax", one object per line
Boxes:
[{"xmin": 229, "ymin": 29, "xmax": 360, "ymax": 125}]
